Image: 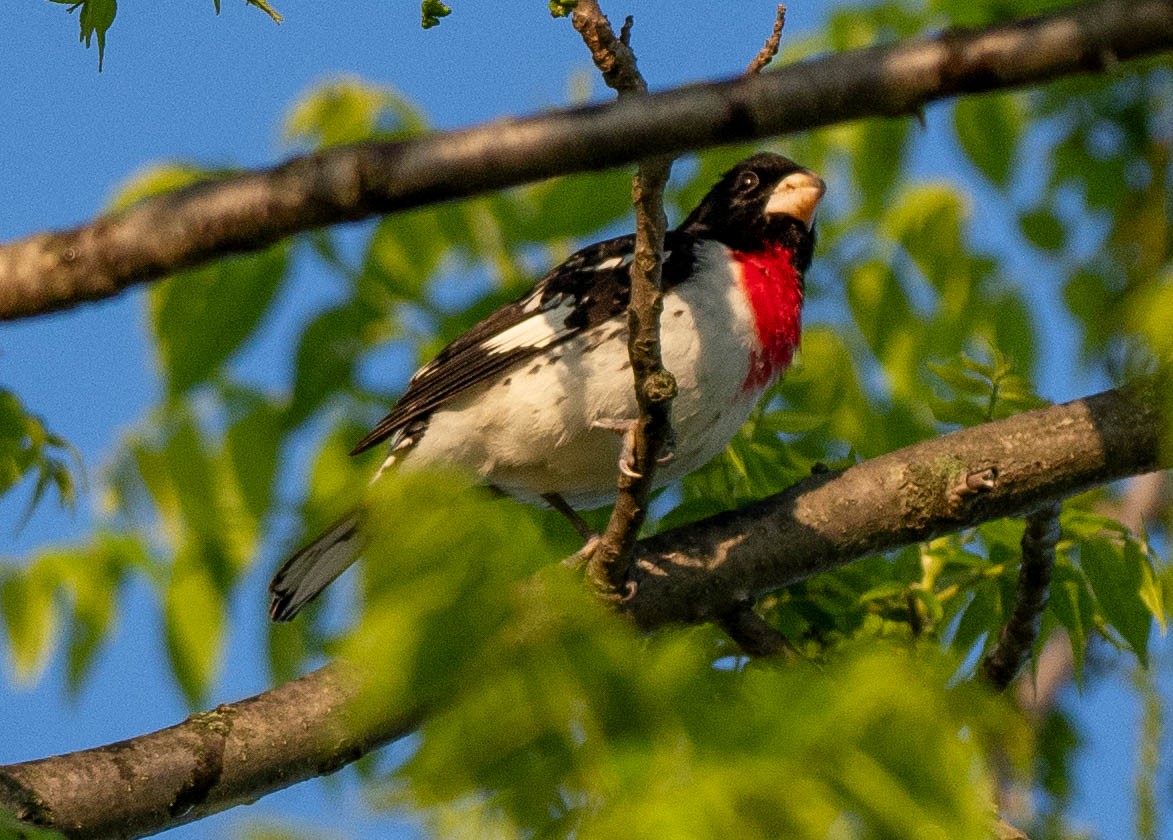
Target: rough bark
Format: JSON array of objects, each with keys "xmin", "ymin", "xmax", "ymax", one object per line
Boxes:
[
  {"xmin": 0, "ymin": 663, "xmax": 420, "ymax": 839},
  {"xmin": 0, "ymin": 384, "xmax": 1165, "ymax": 839},
  {"xmin": 622, "ymin": 384, "xmax": 1163, "ymax": 629},
  {"xmin": 1, "ymin": 0, "xmax": 1170, "ymax": 321},
  {"xmin": 572, "ymin": 0, "xmax": 677, "ymax": 597}
]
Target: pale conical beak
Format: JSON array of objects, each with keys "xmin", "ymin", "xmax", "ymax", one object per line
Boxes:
[{"xmin": 764, "ymin": 170, "xmax": 826, "ymax": 230}]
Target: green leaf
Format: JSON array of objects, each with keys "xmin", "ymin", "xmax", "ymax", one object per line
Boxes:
[
  {"xmin": 0, "ymin": 567, "xmax": 59, "ymax": 684},
  {"xmin": 363, "ymin": 212, "xmax": 448, "ymax": 300},
  {"xmin": 849, "ymin": 118, "xmax": 909, "ymax": 215},
  {"xmin": 0, "ymin": 389, "xmax": 78, "ymax": 519},
  {"xmin": 1080, "ymin": 539, "xmax": 1154, "ymax": 664},
  {"xmin": 285, "ymin": 80, "xmax": 425, "ymax": 149},
  {"xmin": 1019, "ymin": 207, "xmax": 1066, "ymax": 252},
  {"xmin": 61, "ymin": 534, "xmax": 146, "ymax": 693},
  {"xmin": 953, "ymin": 94, "xmax": 1022, "ymax": 186},
  {"xmin": 1048, "ymin": 560, "xmax": 1094, "ymax": 682},
  {"xmin": 0, "ymin": 806, "xmax": 68, "ymax": 839},
  {"xmin": 68, "ymin": 0, "xmax": 117, "ymax": 71},
  {"xmin": 516, "ymin": 169, "xmax": 634, "ymax": 242},
  {"xmin": 420, "ymin": 0, "xmax": 451, "ymax": 28},
  {"xmin": 548, "ymin": 0, "xmax": 578, "ymax": 17},
  {"xmin": 107, "ymin": 163, "xmax": 212, "ymax": 213},
  {"xmin": 244, "ymin": 0, "xmax": 282, "ymax": 23},
  {"xmin": 223, "ymin": 393, "xmax": 283, "ymax": 524},
  {"xmin": 164, "ymin": 557, "xmax": 225, "ymax": 707},
  {"xmin": 149, "ymin": 245, "xmax": 288, "ymax": 396},
  {"xmin": 286, "ymin": 301, "xmax": 380, "ymax": 429}
]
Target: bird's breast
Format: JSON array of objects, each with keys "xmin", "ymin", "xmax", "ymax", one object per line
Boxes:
[{"xmin": 730, "ymin": 243, "xmax": 804, "ymax": 392}]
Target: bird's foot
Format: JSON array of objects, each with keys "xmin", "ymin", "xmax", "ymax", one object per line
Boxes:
[{"xmin": 591, "ymin": 418, "xmax": 676, "ymax": 479}]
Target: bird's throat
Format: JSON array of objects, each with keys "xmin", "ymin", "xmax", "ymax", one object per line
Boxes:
[{"xmin": 732, "ymin": 243, "xmax": 804, "ymax": 393}]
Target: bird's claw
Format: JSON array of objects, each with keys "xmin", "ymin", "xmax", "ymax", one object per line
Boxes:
[{"xmin": 592, "ymin": 418, "xmax": 675, "ymax": 479}]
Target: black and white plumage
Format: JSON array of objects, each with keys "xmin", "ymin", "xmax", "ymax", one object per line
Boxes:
[{"xmin": 270, "ymin": 153, "xmax": 825, "ymax": 621}]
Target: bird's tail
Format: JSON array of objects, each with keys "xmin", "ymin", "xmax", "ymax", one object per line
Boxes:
[{"xmin": 269, "ymin": 511, "xmax": 364, "ymax": 622}]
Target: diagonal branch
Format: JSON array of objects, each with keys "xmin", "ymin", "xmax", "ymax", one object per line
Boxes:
[
  {"xmin": 2, "ymin": 0, "xmax": 1171, "ymax": 321},
  {"xmin": 1, "ymin": 383, "xmax": 1166, "ymax": 839}
]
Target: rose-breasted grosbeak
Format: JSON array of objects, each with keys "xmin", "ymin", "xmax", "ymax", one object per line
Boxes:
[{"xmin": 269, "ymin": 152, "xmax": 824, "ymax": 621}]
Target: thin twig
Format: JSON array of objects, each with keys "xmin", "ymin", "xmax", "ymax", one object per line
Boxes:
[
  {"xmin": 745, "ymin": 4, "xmax": 787, "ymax": 75},
  {"xmin": 572, "ymin": 0, "xmax": 676, "ymax": 600},
  {"xmin": 980, "ymin": 501, "xmax": 1063, "ymax": 690}
]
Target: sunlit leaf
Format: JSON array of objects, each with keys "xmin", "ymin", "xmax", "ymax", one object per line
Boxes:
[
  {"xmin": 285, "ymin": 79, "xmax": 425, "ymax": 149},
  {"xmin": 0, "ymin": 566, "xmax": 58, "ymax": 684},
  {"xmin": 164, "ymin": 556, "xmax": 225, "ymax": 707}
]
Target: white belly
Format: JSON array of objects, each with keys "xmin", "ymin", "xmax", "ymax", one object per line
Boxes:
[{"xmin": 397, "ymin": 241, "xmax": 774, "ymax": 508}]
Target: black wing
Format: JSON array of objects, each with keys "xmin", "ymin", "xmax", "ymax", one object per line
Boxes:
[{"xmin": 349, "ymin": 231, "xmax": 698, "ymax": 456}]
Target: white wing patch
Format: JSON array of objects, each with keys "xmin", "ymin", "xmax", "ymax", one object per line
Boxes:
[{"xmin": 483, "ymin": 299, "xmax": 577, "ymax": 355}]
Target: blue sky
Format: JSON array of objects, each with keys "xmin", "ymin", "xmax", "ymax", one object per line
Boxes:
[{"xmin": 0, "ymin": 2, "xmax": 1165, "ymax": 838}]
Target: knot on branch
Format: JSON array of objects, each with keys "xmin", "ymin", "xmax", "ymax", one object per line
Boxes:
[{"xmin": 643, "ymin": 369, "xmax": 677, "ymax": 405}]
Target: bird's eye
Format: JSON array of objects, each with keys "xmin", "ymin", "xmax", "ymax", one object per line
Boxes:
[{"xmin": 737, "ymin": 171, "xmax": 759, "ymax": 192}]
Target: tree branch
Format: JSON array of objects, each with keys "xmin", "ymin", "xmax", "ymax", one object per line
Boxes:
[
  {"xmin": 620, "ymin": 383, "xmax": 1164, "ymax": 629},
  {"xmin": 0, "ymin": 663, "xmax": 420, "ymax": 839},
  {"xmin": 2, "ymin": 0, "xmax": 1170, "ymax": 321},
  {"xmin": 981, "ymin": 501, "xmax": 1062, "ymax": 690},
  {"xmin": 1, "ymin": 383, "xmax": 1166, "ymax": 838},
  {"xmin": 572, "ymin": 1, "xmax": 676, "ymax": 599}
]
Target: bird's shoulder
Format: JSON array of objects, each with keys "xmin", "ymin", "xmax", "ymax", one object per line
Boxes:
[{"xmin": 349, "ymin": 230, "xmax": 702, "ymax": 455}]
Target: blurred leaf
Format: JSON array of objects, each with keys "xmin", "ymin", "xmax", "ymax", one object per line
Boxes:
[
  {"xmin": 1080, "ymin": 539, "xmax": 1153, "ymax": 664},
  {"xmin": 107, "ymin": 163, "xmax": 214, "ymax": 213},
  {"xmin": 850, "ymin": 118, "xmax": 910, "ymax": 216},
  {"xmin": 61, "ymin": 533, "xmax": 147, "ymax": 692},
  {"xmin": 164, "ymin": 556, "xmax": 225, "ymax": 707},
  {"xmin": 954, "ymin": 94, "xmax": 1022, "ymax": 186},
  {"xmin": 149, "ymin": 245, "xmax": 289, "ymax": 396},
  {"xmin": 1048, "ymin": 560, "xmax": 1093, "ymax": 683},
  {"xmin": 928, "ymin": 350, "xmax": 1045, "ymax": 427},
  {"xmin": 363, "ymin": 212, "xmax": 448, "ymax": 301},
  {"xmin": 0, "ymin": 565, "xmax": 58, "ymax": 684},
  {"xmin": 0, "ymin": 806, "xmax": 68, "ymax": 839},
  {"xmin": 223, "ymin": 392, "xmax": 284, "ymax": 524},
  {"xmin": 515, "ymin": 169, "xmax": 634, "ymax": 242},
  {"xmin": 285, "ymin": 79, "xmax": 425, "ymax": 148},
  {"xmin": 1019, "ymin": 207, "xmax": 1066, "ymax": 252},
  {"xmin": 286, "ymin": 301, "xmax": 381, "ymax": 428}
]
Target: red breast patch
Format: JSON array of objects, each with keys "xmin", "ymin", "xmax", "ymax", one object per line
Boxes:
[{"xmin": 732, "ymin": 244, "xmax": 804, "ymax": 393}]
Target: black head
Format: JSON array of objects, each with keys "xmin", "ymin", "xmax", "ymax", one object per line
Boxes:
[{"xmin": 678, "ymin": 153, "xmax": 825, "ymax": 268}]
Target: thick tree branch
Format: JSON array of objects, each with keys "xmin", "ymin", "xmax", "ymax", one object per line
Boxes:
[
  {"xmin": 1, "ymin": 384, "xmax": 1166, "ymax": 838},
  {"xmin": 2, "ymin": 0, "xmax": 1171, "ymax": 321},
  {"xmin": 620, "ymin": 383, "xmax": 1164, "ymax": 629},
  {"xmin": 572, "ymin": 1, "xmax": 676, "ymax": 598},
  {"xmin": 0, "ymin": 663, "xmax": 420, "ymax": 839}
]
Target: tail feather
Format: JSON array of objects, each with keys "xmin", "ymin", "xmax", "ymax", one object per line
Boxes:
[{"xmin": 269, "ymin": 511, "xmax": 364, "ymax": 622}]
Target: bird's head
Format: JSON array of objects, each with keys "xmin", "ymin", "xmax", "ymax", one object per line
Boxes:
[{"xmin": 680, "ymin": 153, "xmax": 825, "ymax": 268}]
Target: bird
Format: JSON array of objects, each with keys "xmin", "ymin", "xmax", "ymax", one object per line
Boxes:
[{"xmin": 269, "ymin": 152, "xmax": 825, "ymax": 621}]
